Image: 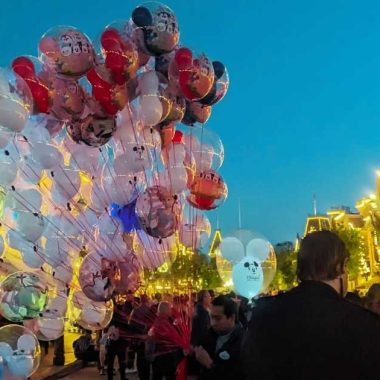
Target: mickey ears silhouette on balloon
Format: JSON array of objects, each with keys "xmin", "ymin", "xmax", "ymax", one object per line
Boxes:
[
  {"xmin": 213, "ymin": 61, "xmax": 225, "ymax": 79},
  {"xmin": 132, "ymin": 6, "xmax": 153, "ymax": 27},
  {"xmin": 220, "ymin": 236, "xmax": 271, "ymax": 265}
]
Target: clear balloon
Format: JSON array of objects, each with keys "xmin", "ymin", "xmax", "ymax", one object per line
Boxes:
[
  {"xmin": 0, "ymin": 272, "xmax": 48, "ymax": 322},
  {"xmin": 179, "ymin": 212, "xmax": 211, "ymax": 250},
  {"xmin": 24, "ymin": 317, "xmax": 64, "ymax": 342},
  {"xmin": 131, "ymin": 3, "xmax": 180, "ymax": 56},
  {"xmin": 99, "ymin": 22, "xmax": 139, "ymax": 84},
  {"xmin": 135, "ymin": 232, "xmax": 177, "ymax": 269},
  {"xmin": 0, "ymin": 68, "xmax": 32, "ymax": 133},
  {"xmin": 79, "ymin": 253, "xmax": 121, "ymax": 302},
  {"xmin": 0, "ymin": 324, "xmax": 41, "ymax": 378},
  {"xmin": 66, "ymin": 114, "xmax": 117, "ymax": 147},
  {"xmin": 180, "ymin": 125, "xmax": 224, "ymax": 171},
  {"xmin": 169, "ymin": 48, "xmax": 214, "ymax": 101},
  {"xmin": 71, "ymin": 291, "xmax": 113, "ymax": 331},
  {"xmin": 39, "ymin": 26, "xmax": 95, "ymax": 79},
  {"xmin": 199, "ymin": 61, "xmax": 229, "ymax": 106},
  {"xmin": 187, "ymin": 170, "xmax": 228, "ymax": 211},
  {"xmin": 135, "ymin": 186, "xmax": 180, "ymax": 238}
]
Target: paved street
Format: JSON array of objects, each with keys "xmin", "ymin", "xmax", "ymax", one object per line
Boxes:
[{"xmin": 61, "ymin": 366, "xmax": 139, "ymax": 379}]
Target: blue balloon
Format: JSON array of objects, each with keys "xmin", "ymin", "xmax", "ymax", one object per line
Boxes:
[
  {"xmin": 113, "ymin": 200, "xmax": 141, "ymax": 233},
  {"xmin": 232, "ymin": 257, "xmax": 264, "ymax": 299}
]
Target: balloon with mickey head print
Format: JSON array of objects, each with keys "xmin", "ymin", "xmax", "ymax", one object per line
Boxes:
[
  {"xmin": 232, "ymin": 257, "xmax": 264, "ymax": 299},
  {"xmin": 220, "ymin": 230, "xmax": 277, "ymax": 296},
  {"xmin": 131, "ymin": 2, "xmax": 180, "ymax": 56}
]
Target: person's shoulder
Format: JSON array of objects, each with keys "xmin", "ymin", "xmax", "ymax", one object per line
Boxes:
[
  {"xmin": 252, "ymin": 292, "xmax": 287, "ymax": 313},
  {"xmin": 340, "ymin": 297, "xmax": 380, "ymax": 324}
]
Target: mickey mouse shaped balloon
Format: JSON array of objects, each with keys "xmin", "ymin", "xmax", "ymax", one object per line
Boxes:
[
  {"xmin": 12, "ymin": 56, "xmax": 50, "ymax": 114},
  {"xmin": 132, "ymin": 2, "xmax": 180, "ymax": 56},
  {"xmin": 86, "ymin": 65, "xmax": 128, "ymax": 116},
  {"xmin": 39, "ymin": 26, "xmax": 95, "ymax": 79},
  {"xmin": 187, "ymin": 169, "xmax": 228, "ymax": 210},
  {"xmin": 199, "ymin": 61, "xmax": 229, "ymax": 106},
  {"xmin": 100, "ymin": 24, "xmax": 139, "ymax": 85},
  {"xmin": 169, "ymin": 48, "xmax": 215, "ymax": 101},
  {"xmin": 66, "ymin": 114, "xmax": 116, "ymax": 147}
]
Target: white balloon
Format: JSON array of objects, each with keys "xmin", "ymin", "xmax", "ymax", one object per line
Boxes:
[
  {"xmin": 17, "ymin": 334, "xmax": 36, "ymax": 353},
  {"xmin": 38, "ymin": 318, "xmax": 65, "ymax": 340},
  {"xmin": 103, "ymin": 171, "xmax": 144, "ymax": 205},
  {"xmin": 166, "ymin": 143, "xmax": 186, "ymax": 166},
  {"xmin": 138, "ymin": 71, "xmax": 159, "ymax": 95},
  {"xmin": 220, "ymin": 237, "xmax": 245, "ymax": 264},
  {"xmin": 8, "ymin": 354, "xmax": 34, "ymax": 377},
  {"xmin": 45, "ymin": 295, "xmax": 68, "ymax": 318},
  {"xmin": 22, "ymin": 118, "xmax": 50, "ymax": 143},
  {"xmin": 140, "ymin": 95, "xmax": 163, "ymax": 127},
  {"xmin": 21, "ymin": 247, "xmax": 45, "ymax": 269},
  {"xmin": 16, "ymin": 212, "xmax": 46, "ymax": 242},
  {"xmin": 0, "ymin": 161, "xmax": 17, "ymax": 186},
  {"xmin": 232, "ymin": 257, "xmax": 264, "ymax": 299},
  {"xmin": 70, "ymin": 146, "xmax": 100, "ymax": 174},
  {"xmin": 6, "ymin": 188, "xmax": 42, "ymax": 213},
  {"xmin": 123, "ymin": 141, "xmax": 152, "ymax": 174},
  {"xmin": 6, "ymin": 230, "xmax": 29, "ymax": 252},
  {"xmin": 0, "ymin": 98, "xmax": 29, "ymax": 133},
  {"xmin": 51, "ymin": 167, "xmax": 80, "ymax": 200},
  {"xmin": 0, "ymin": 128, "xmax": 12, "ymax": 149},
  {"xmin": 30, "ymin": 142, "xmax": 63, "ymax": 170},
  {"xmin": 0, "ymin": 342, "xmax": 13, "ymax": 362},
  {"xmin": 158, "ymin": 166, "xmax": 188, "ymax": 193},
  {"xmin": 246, "ymin": 238, "xmax": 271, "ymax": 261}
]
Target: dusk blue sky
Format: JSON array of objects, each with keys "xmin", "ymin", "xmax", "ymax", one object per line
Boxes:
[{"xmin": 2, "ymin": 0, "xmax": 380, "ymax": 243}]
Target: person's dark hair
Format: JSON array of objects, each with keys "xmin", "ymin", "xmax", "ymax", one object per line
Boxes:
[
  {"xmin": 197, "ymin": 290, "xmax": 210, "ymax": 303},
  {"xmin": 366, "ymin": 284, "xmax": 380, "ymax": 307},
  {"xmin": 297, "ymin": 230, "xmax": 349, "ymax": 281},
  {"xmin": 212, "ymin": 295, "xmax": 238, "ymax": 319},
  {"xmin": 208, "ymin": 289, "xmax": 215, "ymax": 298}
]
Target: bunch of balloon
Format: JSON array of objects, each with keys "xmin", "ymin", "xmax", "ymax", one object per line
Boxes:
[
  {"xmin": 0, "ymin": 1, "xmax": 230, "ymax": 343},
  {"xmin": 219, "ymin": 230, "xmax": 277, "ymax": 299}
]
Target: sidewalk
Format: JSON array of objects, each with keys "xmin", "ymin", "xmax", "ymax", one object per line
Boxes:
[{"xmin": 32, "ymin": 332, "xmax": 82, "ymax": 380}]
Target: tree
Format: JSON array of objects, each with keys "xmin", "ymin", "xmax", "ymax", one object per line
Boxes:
[
  {"xmin": 270, "ymin": 248, "xmax": 297, "ymax": 291},
  {"xmin": 332, "ymin": 225, "xmax": 364, "ymax": 280}
]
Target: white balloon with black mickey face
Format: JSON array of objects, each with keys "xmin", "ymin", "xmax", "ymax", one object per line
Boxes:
[
  {"xmin": 123, "ymin": 141, "xmax": 153, "ymax": 174},
  {"xmin": 232, "ymin": 257, "xmax": 264, "ymax": 299}
]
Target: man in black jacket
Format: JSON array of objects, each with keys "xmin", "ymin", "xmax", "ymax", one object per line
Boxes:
[
  {"xmin": 243, "ymin": 230, "xmax": 380, "ymax": 380},
  {"xmin": 191, "ymin": 290, "xmax": 212, "ymax": 346},
  {"xmin": 194, "ymin": 295, "xmax": 244, "ymax": 380}
]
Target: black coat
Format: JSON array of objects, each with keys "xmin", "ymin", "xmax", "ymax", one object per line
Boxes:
[
  {"xmin": 199, "ymin": 325, "xmax": 244, "ymax": 380},
  {"xmin": 191, "ymin": 303, "xmax": 211, "ymax": 346},
  {"xmin": 243, "ymin": 281, "xmax": 380, "ymax": 380}
]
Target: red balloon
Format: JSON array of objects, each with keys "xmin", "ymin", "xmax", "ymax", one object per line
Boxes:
[
  {"xmin": 12, "ymin": 57, "xmax": 50, "ymax": 113},
  {"xmin": 172, "ymin": 130, "xmax": 183, "ymax": 144},
  {"xmin": 12, "ymin": 57, "xmax": 36, "ymax": 79},
  {"xmin": 175, "ymin": 48, "xmax": 192, "ymax": 69},
  {"xmin": 87, "ymin": 67, "xmax": 127, "ymax": 115},
  {"xmin": 101, "ymin": 28, "xmax": 139, "ymax": 85}
]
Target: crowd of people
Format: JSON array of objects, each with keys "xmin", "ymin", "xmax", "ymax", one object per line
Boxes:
[{"xmin": 73, "ymin": 230, "xmax": 380, "ymax": 379}]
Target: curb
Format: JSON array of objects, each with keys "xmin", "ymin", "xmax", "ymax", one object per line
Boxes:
[{"xmin": 34, "ymin": 361, "xmax": 84, "ymax": 380}]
